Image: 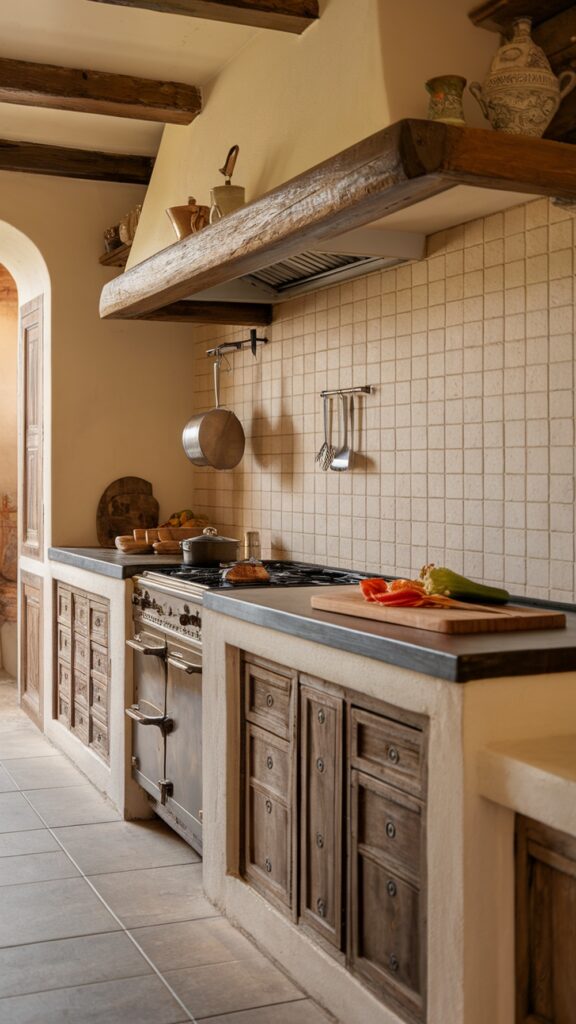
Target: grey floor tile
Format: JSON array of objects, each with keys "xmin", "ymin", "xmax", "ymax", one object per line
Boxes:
[
  {"xmin": 0, "ymin": 876, "xmax": 120, "ymax": 947},
  {"xmin": 196, "ymin": 1001, "xmax": 335, "ymax": 1023},
  {"xmin": 0, "ymin": 829, "xmax": 59, "ymax": 858},
  {"xmin": 5, "ymin": 755, "xmax": 86, "ymax": 790},
  {"xmin": 0, "ymin": 765, "xmax": 17, "ymax": 792},
  {"xmin": 89, "ymin": 863, "xmax": 218, "ymax": 929},
  {"xmin": 0, "ymin": 931, "xmax": 152, "ymax": 998},
  {"xmin": 0, "ymin": 733, "xmax": 59, "ymax": 760},
  {"xmin": 0, "ymin": 792, "xmax": 43, "ymax": 833},
  {"xmin": 24, "ymin": 785, "xmax": 121, "ymax": 827},
  {"xmin": 165, "ymin": 957, "xmax": 304, "ymax": 1019},
  {"xmin": 0, "ymin": 850, "xmax": 79, "ymax": 887},
  {"xmin": 130, "ymin": 917, "xmax": 258, "ymax": 972},
  {"xmin": 54, "ymin": 819, "xmax": 199, "ymax": 875},
  {"xmin": 0, "ymin": 975, "xmax": 189, "ymax": 1024}
]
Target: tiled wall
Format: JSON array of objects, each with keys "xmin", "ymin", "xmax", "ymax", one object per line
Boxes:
[{"xmin": 190, "ymin": 197, "xmax": 576, "ymax": 602}]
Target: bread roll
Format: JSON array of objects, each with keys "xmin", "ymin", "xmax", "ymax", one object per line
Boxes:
[{"xmin": 221, "ymin": 560, "xmax": 270, "ymax": 584}]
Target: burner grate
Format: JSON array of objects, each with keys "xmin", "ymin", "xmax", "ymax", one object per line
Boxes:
[{"xmin": 143, "ymin": 560, "xmax": 377, "ymax": 590}]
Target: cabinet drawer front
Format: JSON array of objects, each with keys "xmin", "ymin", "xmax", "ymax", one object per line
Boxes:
[
  {"xmin": 245, "ymin": 662, "xmax": 292, "ymax": 739},
  {"xmin": 90, "ymin": 643, "xmax": 109, "ymax": 679},
  {"xmin": 300, "ymin": 685, "xmax": 343, "ymax": 947},
  {"xmin": 245, "ymin": 784, "xmax": 291, "ymax": 905},
  {"xmin": 57, "ymin": 693, "xmax": 70, "ymax": 727},
  {"xmin": 247, "ymin": 725, "xmax": 290, "ymax": 799},
  {"xmin": 355, "ymin": 773, "xmax": 422, "ymax": 883},
  {"xmin": 73, "ymin": 671, "xmax": 89, "ymax": 708},
  {"xmin": 73, "ymin": 593, "xmax": 89, "ymax": 635},
  {"xmin": 351, "ymin": 708, "xmax": 424, "ymax": 796},
  {"xmin": 90, "ymin": 602, "xmax": 109, "ymax": 645},
  {"xmin": 91, "ymin": 678, "xmax": 108, "ymax": 721},
  {"xmin": 352, "ymin": 852, "xmax": 423, "ymax": 1009},
  {"xmin": 90, "ymin": 716, "xmax": 109, "ymax": 760},
  {"xmin": 72, "ymin": 702, "xmax": 89, "ymax": 743},
  {"xmin": 57, "ymin": 660, "xmax": 72, "ymax": 701},
  {"xmin": 56, "ymin": 584, "xmax": 72, "ymax": 626},
  {"xmin": 73, "ymin": 635, "xmax": 89, "ymax": 674},
  {"xmin": 57, "ymin": 625, "xmax": 72, "ymax": 665}
]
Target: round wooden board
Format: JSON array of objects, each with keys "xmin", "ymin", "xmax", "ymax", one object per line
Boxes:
[{"xmin": 96, "ymin": 477, "xmax": 159, "ymax": 548}]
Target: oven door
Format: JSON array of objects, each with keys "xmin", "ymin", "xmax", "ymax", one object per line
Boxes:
[
  {"xmin": 164, "ymin": 639, "xmax": 203, "ymax": 853},
  {"xmin": 126, "ymin": 628, "xmax": 168, "ymax": 803}
]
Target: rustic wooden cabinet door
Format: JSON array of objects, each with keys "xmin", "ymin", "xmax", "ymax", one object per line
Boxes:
[
  {"xmin": 516, "ymin": 815, "xmax": 576, "ymax": 1024},
  {"xmin": 20, "ymin": 571, "xmax": 43, "ymax": 727},
  {"xmin": 349, "ymin": 769, "xmax": 425, "ymax": 1023},
  {"xmin": 299, "ymin": 682, "xmax": 344, "ymax": 948},
  {"xmin": 244, "ymin": 723, "xmax": 294, "ymax": 911},
  {"xmin": 19, "ymin": 296, "xmax": 43, "ymax": 560}
]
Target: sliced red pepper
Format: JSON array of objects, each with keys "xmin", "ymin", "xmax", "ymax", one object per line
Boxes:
[
  {"xmin": 359, "ymin": 578, "xmax": 389, "ymax": 602},
  {"xmin": 372, "ymin": 589, "xmax": 425, "ymax": 606}
]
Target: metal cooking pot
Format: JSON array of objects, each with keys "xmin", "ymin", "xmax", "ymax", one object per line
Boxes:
[
  {"xmin": 180, "ymin": 527, "xmax": 239, "ymax": 566},
  {"xmin": 182, "ymin": 360, "xmax": 245, "ymax": 470}
]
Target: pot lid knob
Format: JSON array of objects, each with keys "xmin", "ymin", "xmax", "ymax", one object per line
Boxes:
[{"xmin": 203, "ymin": 527, "xmax": 218, "ymax": 536}]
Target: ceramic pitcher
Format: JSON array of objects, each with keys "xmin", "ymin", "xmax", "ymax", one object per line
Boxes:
[
  {"xmin": 426, "ymin": 76, "xmax": 467, "ymax": 126},
  {"xmin": 470, "ymin": 17, "xmax": 576, "ymax": 137}
]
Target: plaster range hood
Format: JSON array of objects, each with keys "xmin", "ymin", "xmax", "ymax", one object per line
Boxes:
[{"xmin": 99, "ymin": 119, "xmax": 576, "ymax": 326}]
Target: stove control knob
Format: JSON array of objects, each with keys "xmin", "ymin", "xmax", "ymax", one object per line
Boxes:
[
  {"xmin": 180, "ymin": 613, "xmax": 190, "ymax": 626},
  {"xmin": 131, "ymin": 594, "xmax": 140, "ymax": 607},
  {"xmin": 141, "ymin": 592, "xmax": 151, "ymax": 609}
]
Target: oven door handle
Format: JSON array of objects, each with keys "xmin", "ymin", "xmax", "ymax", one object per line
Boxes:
[
  {"xmin": 126, "ymin": 636, "xmax": 166, "ymax": 658},
  {"xmin": 167, "ymin": 654, "xmax": 202, "ymax": 676},
  {"xmin": 126, "ymin": 705, "xmax": 174, "ymax": 735}
]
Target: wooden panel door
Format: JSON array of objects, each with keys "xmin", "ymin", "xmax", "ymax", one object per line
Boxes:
[
  {"xmin": 20, "ymin": 571, "xmax": 43, "ymax": 727},
  {"xmin": 299, "ymin": 682, "xmax": 344, "ymax": 948},
  {"xmin": 20, "ymin": 295, "xmax": 43, "ymax": 559},
  {"xmin": 516, "ymin": 815, "xmax": 576, "ymax": 1024}
]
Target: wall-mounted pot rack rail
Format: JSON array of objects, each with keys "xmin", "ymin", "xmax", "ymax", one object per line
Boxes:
[
  {"xmin": 99, "ymin": 119, "xmax": 576, "ymax": 326},
  {"xmin": 320, "ymin": 386, "xmax": 373, "ymax": 397}
]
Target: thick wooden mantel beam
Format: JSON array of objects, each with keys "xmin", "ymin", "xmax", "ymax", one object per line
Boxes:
[
  {"xmin": 87, "ymin": 0, "xmax": 319, "ymax": 33},
  {"xmin": 0, "ymin": 139, "xmax": 154, "ymax": 184},
  {"xmin": 0, "ymin": 58, "xmax": 202, "ymax": 125},
  {"xmin": 141, "ymin": 300, "xmax": 273, "ymax": 323},
  {"xmin": 99, "ymin": 120, "xmax": 576, "ymax": 321}
]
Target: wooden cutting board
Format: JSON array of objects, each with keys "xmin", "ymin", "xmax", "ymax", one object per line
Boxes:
[
  {"xmin": 96, "ymin": 477, "xmax": 159, "ymax": 549},
  {"xmin": 310, "ymin": 588, "xmax": 566, "ymax": 634}
]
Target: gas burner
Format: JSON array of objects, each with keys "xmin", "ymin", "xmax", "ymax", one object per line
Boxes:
[{"xmin": 143, "ymin": 560, "xmax": 375, "ymax": 591}]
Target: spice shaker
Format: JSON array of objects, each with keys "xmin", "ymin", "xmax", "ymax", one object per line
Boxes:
[{"xmin": 243, "ymin": 530, "xmax": 261, "ymax": 560}]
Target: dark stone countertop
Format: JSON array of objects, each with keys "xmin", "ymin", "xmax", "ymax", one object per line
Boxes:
[
  {"xmin": 48, "ymin": 547, "xmax": 182, "ymax": 579},
  {"xmin": 203, "ymin": 585, "xmax": 576, "ymax": 683}
]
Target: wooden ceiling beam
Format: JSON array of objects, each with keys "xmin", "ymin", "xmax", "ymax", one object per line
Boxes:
[
  {"xmin": 0, "ymin": 58, "xmax": 201, "ymax": 125},
  {"xmin": 0, "ymin": 139, "xmax": 154, "ymax": 184},
  {"xmin": 136, "ymin": 300, "xmax": 273, "ymax": 323},
  {"xmin": 87, "ymin": 0, "xmax": 319, "ymax": 34},
  {"xmin": 468, "ymin": 0, "xmax": 573, "ymax": 33}
]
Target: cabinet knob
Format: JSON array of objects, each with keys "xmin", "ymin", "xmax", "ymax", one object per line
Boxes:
[
  {"xmin": 389, "ymin": 954, "xmax": 399, "ymax": 973},
  {"xmin": 316, "ymin": 898, "xmax": 327, "ymax": 918},
  {"xmin": 316, "ymin": 757, "xmax": 325, "ymax": 773},
  {"xmin": 387, "ymin": 879, "xmax": 397, "ymax": 898},
  {"xmin": 386, "ymin": 820, "xmax": 397, "ymax": 839},
  {"xmin": 316, "ymin": 832, "xmax": 324, "ymax": 849},
  {"xmin": 388, "ymin": 746, "xmax": 400, "ymax": 764},
  {"xmin": 265, "ymin": 858, "xmax": 272, "ymax": 873},
  {"xmin": 265, "ymin": 799, "xmax": 273, "ymax": 815},
  {"xmin": 266, "ymin": 755, "xmax": 274, "ymax": 770},
  {"xmin": 266, "ymin": 694, "xmax": 274, "ymax": 708},
  {"xmin": 317, "ymin": 709, "xmax": 326, "ymax": 724}
]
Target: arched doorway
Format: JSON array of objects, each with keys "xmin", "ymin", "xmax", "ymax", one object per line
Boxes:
[{"xmin": 0, "ymin": 221, "xmax": 50, "ymax": 725}]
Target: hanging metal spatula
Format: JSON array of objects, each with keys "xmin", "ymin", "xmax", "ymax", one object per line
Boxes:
[{"xmin": 330, "ymin": 394, "xmax": 353, "ymax": 471}]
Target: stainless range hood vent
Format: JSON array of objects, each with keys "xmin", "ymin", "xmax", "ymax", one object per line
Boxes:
[{"xmin": 247, "ymin": 251, "xmax": 377, "ymax": 291}]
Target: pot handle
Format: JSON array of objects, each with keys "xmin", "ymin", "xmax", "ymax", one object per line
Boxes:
[
  {"xmin": 213, "ymin": 359, "xmax": 221, "ymax": 408},
  {"xmin": 559, "ymin": 69, "xmax": 576, "ymax": 102}
]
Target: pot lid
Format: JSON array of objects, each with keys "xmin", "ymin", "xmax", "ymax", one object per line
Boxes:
[{"xmin": 181, "ymin": 527, "xmax": 239, "ymax": 547}]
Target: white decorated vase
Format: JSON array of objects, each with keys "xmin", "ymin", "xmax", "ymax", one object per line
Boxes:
[{"xmin": 470, "ymin": 17, "xmax": 576, "ymax": 137}]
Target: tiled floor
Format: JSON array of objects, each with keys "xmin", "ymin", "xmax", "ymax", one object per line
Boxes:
[{"xmin": 0, "ymin": 680, "xmax": 336, "ymax": 1024}]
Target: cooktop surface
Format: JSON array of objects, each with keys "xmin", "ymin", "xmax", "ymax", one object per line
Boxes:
[{"xmin": 141, "ymin": 560, "xmax": 377, "ymax": 590}]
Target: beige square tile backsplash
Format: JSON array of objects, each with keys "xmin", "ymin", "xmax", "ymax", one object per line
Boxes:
[{"xmin": 191, "ymin": 197, "xmax": 576, "ymax": 602}]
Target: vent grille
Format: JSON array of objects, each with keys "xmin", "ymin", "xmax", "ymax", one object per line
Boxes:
[{"xmin": 247, "ymin": 251, "xmax": 380, "ymax": 292}]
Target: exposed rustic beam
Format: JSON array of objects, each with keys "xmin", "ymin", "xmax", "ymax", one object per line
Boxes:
[
  {"xmin": 139, "ymin": 300, "xmax": 273, "ymax": 323},
  {"xmin": 468, "ymin": 0, "xmax": 573, "ymax": 33},
  {"xmin": 87, "ymin": 0, "xmax": 319, "ymax": 33},
  {"xmin": 0, "ymin": 58, "xmax": 202, "ymax": 125},
  {"xmin": 0, "ymin": 139, "xmax": 154, "ymax": 184}
]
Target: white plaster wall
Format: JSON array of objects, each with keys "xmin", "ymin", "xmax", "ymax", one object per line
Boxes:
[{"xmin": 128, "ymin": 0, "xmax": 495, "ymax": 267}]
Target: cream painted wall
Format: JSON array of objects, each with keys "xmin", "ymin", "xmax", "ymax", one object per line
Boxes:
[
  {"xmin": 128, "ymin": 0, "xmax": 495, "ymax": 267},
  {"xmin": 0, "ymin": 171, "xmax": 200, "ymax": 546}
]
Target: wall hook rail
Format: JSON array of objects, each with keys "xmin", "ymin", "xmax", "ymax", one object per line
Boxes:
[
  {"xmin": 206, "ymin": 328, "xmax": 269, "ymax": 359},
  {"xmin": 320, "ymin": 385, "xmax": 373, "ymax": 397}
]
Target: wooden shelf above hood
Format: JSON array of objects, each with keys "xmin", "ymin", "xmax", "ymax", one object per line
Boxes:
[{"xmin": 99, "ymin": 119, "xmax": 576, "ymax": 324}]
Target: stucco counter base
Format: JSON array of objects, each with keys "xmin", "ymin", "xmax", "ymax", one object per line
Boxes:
[{"xmin": 201, "ymin": 604, "xmax": 576, "ymax": 1024}]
